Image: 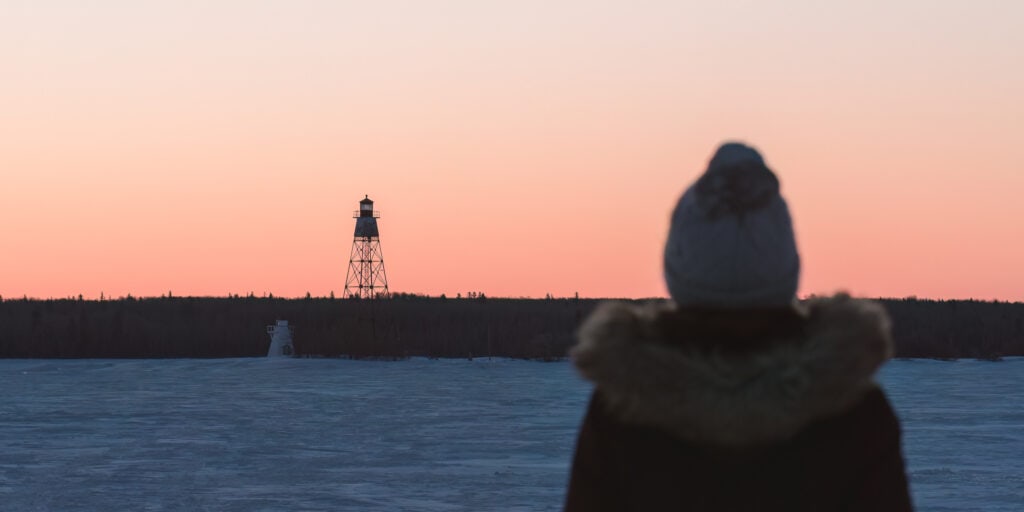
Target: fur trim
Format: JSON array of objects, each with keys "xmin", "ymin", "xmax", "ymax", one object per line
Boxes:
[{"xmin": 571, "ymin": 294, "xmax": 893, "ymax": 446}]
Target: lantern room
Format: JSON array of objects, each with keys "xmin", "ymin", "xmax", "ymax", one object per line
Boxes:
[{"xmin": 359, "ymin": 195, "xmax": 374, "ymax": 217}]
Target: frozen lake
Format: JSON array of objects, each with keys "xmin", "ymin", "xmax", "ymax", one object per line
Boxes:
[{"xmin": 1, "ymin": 358, "xmax": 1022, "ymax": 511}]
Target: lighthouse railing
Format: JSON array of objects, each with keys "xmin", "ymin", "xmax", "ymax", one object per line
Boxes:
[{"xmin": 352, "ymin": 210, "xmax": 382, "ymax": 218}]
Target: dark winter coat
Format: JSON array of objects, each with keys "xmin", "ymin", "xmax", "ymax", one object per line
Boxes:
[{"xmin": 564, "ymin": 294, "xmax": 913, "ymax": 511}]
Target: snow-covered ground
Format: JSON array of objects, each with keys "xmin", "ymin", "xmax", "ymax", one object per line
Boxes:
[
  {"xmin": 1, "ymin": 358, "xmax": 1021, "ymax": 511},
  {"xmin": 879, "ymin": 359, "xmax": 1024, "ymax": 511}
]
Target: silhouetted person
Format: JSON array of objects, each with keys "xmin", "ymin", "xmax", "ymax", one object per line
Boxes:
[{"xmin": 565, "ymin": 142, "xmax": 913, "ymax": 511}]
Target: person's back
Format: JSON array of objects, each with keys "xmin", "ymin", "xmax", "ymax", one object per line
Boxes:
[{"xmin": 564, "ymin": 143, "xmax": 913, "ymax": 511}]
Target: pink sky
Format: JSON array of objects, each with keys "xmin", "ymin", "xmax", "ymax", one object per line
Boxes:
[{"xmin": 2, "ymin": 1, "xmax": 1022, "ymax": 301}]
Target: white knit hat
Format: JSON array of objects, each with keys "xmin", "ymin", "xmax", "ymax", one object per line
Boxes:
[{"xmin": 664, "ymin": 142, "xmax": 800, "ymax": 308}]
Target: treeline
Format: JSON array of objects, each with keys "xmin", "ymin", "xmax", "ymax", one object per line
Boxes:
[
  {"xmin": 0, "ymin": 295, "xmax": 590, "ymax": 360},
  {"xmin": 0, "ymin": 295, "xmax": 1021, "ymax": 360},
  {"xmin": 883, "ymin": 297, "xmax": 1024, "ymax": 359}
]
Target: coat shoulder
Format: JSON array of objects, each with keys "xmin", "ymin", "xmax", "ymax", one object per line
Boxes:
[{"xmin": 570, "ymin": 295, "xmax": 895, "ymax": 446}]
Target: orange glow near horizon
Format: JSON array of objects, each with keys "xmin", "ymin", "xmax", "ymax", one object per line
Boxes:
[{"xmin": 2, "ymin": 2, "xmax": 1023, "ymax": 301}]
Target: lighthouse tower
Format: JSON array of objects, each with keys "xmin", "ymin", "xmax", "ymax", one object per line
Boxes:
[
  {"xmin": 266, "ymin": 320, "xmax": 294, "ymax": 357},
  {"xmin": 344, "ymin": 195, "xmax": 390, "ymax": 299}
]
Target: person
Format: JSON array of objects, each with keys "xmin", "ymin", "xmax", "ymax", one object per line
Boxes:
[{"xmin": 564, "ymin": 142, "xmax": 913, "ymax": 511}]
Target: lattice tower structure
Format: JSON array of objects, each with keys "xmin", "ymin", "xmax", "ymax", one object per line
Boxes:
[{"xmin": 344, "ymin": 195, "xmax": 389, "ymax": 299}]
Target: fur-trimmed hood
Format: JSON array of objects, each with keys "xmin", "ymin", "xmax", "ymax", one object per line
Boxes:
[{"xmin": 571, "ymin": 294, "xmax": 893, "ymax": 446}]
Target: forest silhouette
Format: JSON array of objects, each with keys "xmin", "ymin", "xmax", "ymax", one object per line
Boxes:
[{"xmin": 0, "ymin": 295, "xmax": 1021, "ymax": 360}]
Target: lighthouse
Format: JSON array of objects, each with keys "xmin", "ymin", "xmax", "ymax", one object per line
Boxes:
[
  {"xmin": 266, "ymin": 320, "xmax": 294, "ymax": 357},
  {"xmin": 344, "ymin": 195, "xmax": 390, "ymax": 299}
]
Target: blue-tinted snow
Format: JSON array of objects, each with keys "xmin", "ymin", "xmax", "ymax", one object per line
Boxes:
[
  {"xmin": 1, "ymin": 358, "xmax": 1021, "ymax": 511},
  {"xmin": 879, "ymin": 359, "xmax": 1024, "ymax": 511}
]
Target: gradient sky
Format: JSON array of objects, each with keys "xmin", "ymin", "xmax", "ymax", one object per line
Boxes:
[{"xmin": 2, "ymin": 1, "xmax": 1022, "ymax": 301}]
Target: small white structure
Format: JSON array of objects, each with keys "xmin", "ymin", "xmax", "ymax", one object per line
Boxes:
[{"xmin": 266, "ymin": 320, "xmax": 295, "ymax": 357}]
